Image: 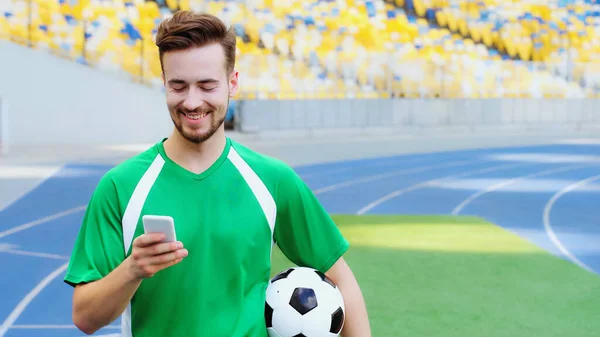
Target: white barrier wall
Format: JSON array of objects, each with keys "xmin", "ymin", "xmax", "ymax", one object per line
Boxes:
[
  {"xmin": 236, "ymin": 98, "xmax": 600, "ymax": 137},
  {"xmin": 0, "ymin": 96, "xmax": 8, "ymax": 154},
  {"xmin": 0, "ymin": 41, "xmax": 172, "ymax": 145}
]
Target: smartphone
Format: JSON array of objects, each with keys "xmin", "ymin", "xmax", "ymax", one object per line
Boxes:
[{"xmin": 142, "ymin": 215, "xmax": 177, "ymax": 242}]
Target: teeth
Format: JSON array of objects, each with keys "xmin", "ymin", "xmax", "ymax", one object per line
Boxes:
[{"xmin": 185, "ymin": 112, "xmax": 207, "ymax": 120}]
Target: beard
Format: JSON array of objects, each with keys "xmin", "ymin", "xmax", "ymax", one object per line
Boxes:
[{"xmin": 172, "ymin": 97, "xmax": 229, "ymax": 144}]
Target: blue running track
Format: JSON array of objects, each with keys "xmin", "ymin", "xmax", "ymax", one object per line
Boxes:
[{"xmin": 1, "ymin": 142, "xmax": 599, "ymax": 336}]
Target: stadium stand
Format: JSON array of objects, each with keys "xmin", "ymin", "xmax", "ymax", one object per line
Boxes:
[
  {"xmin": 410, "ymin": 0, "xmax": 600, "ymax": 96},
  {"xmin": 1, "ymin": 0, "xmax": 598, "ymax": 99}
]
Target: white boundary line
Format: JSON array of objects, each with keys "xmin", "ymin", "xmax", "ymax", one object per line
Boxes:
[
  {"xmin": 0, "ymin": 205, "xmax": 87, "ymax": 239},
  {"xmin": 356, "ymin": 162, "xmax": 531, "ymax": 215},
  {"xmin": 542, "ymin": 174, "xmax": 600, "ymax": 274},
  {"xmin": 0, "ymin": 262, "xmax": 69, "ymax": 337},
  {"xmin": 314, "ymin": 160, "xmax": 474, "ymax": 195},
  {"xmin": 0, "ymin": 248, "xmax": 69, "ymax": 260},
  {"xmin": 0, "ymin": 165, "xmax": 64, "ymax": 213},
  {"xmin": 452, "ymin": 164, "xmax": 591, "ymax": 215}
]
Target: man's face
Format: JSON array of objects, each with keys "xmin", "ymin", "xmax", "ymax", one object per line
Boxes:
[{"xmin": 162, "ymin": 43, "xmax": 238, "ymax": 144}]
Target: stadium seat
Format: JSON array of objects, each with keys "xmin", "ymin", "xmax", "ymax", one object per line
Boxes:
[
  {"xmin": 412, "ymin": 0, "xmax": 600, "ymax": 96},
  {"xmin": 1, "ymin": 0, "xmax": 597, "ymax": 98}
]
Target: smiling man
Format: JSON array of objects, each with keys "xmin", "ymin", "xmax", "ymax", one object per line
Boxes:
[
  {"xmin": 165, "ymin": 43, "xmax": 230, "ymax": 145},
  {"xmin": 64, "ymin": 10, "xmax": 371, "ymax": 337}
]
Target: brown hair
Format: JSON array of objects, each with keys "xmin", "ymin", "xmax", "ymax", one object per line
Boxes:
[{"xmin": 155, "ymin": 10, "xmax": 237, "ymax": 75}]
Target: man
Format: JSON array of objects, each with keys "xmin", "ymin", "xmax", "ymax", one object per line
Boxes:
[{"xmin": 64, "ymin": 10, "xmax": 371, "ymax": 337}]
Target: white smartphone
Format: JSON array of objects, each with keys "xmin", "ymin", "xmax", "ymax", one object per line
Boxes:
[{"xmin": 142, "ymin": 215, "xmax": 177, "ymax": 242}]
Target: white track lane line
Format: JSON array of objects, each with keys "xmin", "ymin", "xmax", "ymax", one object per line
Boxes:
[
  {"xmin": 356, "ymin": 162, "xmax": 531, "ymax": 215},
  {"xmin": 452, "ymin": 164, "xmax": 592, "ymax": 215},
  {"xmin": 0, "ymin": 247, "xmax": 69, "ymax": 260},
  {"xmin": 314, "ymin": 160, "xmax": 475, "ymax": 195},
  {"xmin": 0, "ymin": 262, "xmax": 69, "ymax": 337},
  {"xmin": 0, "ymin": 205, "xmax": 87, "ymax": 239},
  {"xmin": 542, "ymin": 174, "xmax": 600, "ymax": 274}
]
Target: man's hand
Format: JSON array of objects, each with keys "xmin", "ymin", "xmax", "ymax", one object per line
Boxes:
[
  {"xmin": 72, "ymin": 233, "xmax": 188, "ymax": 335},
  {"xmin": 127, "ymin": 233, "xmax": 188, "ymax": 280}
]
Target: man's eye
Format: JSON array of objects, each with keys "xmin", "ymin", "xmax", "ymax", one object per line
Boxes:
[{"xmin": 172, "ymin": 87, "xmax": 186, "ymax": 92}]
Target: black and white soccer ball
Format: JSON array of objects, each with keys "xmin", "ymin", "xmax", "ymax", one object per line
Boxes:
[{"xmin": 265, "ymin": 267, "xmax": 345, "ymax": 337}]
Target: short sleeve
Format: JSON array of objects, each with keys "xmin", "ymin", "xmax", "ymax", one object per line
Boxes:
[
  {"xmin": 63, "ymin": 173, "xmax": 125, "ymax": 287},
  {"xmin": 273, "ymin": 165, "xmax": 349, "ymax": 273}
]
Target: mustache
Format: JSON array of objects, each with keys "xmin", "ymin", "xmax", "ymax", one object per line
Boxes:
[{"xmin": 178, "ymin": 108, "xmax": 212, "ymax": 114}]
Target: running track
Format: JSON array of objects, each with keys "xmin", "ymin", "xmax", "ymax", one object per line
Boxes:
[{"xmin": 0, "ymin": 141, "xmax": 599, "ymax": 336}]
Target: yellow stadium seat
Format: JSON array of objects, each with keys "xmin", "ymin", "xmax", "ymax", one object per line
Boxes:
[
  {"xmin": 165, "ymin": 0, "xmax": 178, "ymax": 12},
  {"xmin": 2, "ymin": 0, "xmax": 594, "ymax": 99}
]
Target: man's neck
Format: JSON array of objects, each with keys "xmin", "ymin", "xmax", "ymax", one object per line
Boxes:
[{"xmin": 163, "ymin": 128, "xmax": 227, "ymax": 175}]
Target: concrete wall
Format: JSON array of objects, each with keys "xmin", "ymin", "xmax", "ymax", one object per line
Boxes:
[
  {"xmin": 236, "ymin": 98, "xmax": 600, "ymax": 138},
  {"xmin": 0, "ymin": 41, "xmax": 172, "ymax": 146}
]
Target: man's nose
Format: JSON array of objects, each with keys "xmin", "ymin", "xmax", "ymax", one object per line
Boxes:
[{"xmin": 182, "ymin": 88, "xmax": 205, "ymax": 112}]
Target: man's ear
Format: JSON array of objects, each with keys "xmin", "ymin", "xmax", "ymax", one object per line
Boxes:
[{"xmin": 229, "ymin": 70, "xmax": 239, "ymax": 98}]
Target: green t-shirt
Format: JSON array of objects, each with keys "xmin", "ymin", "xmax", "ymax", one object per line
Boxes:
[{"xmin": 64, "ymin": 137, "xmax": 349, "ymax": 337}]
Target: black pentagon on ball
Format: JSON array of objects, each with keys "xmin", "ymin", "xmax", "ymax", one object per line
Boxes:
[
  {"xmin": 330, "ymin": 307, "xmax": 345, "ymax": 334},
  {"xmin": 293, "ymin": 334, "xmax": 307, "ymax": 337},
  {"xmin": 289, "ymin": 287, "xmax": 318, "ymax": 315},
  {"xmin": 271, "ymin": 268, "xmax": 294, "ymax": 283},
  {"xmin": 314, "ymin": 270, "xmax": 336, "ymax": 288},
  {"xmin": 265, "ymin": 302, "xmax": 274, "ymax": 328}
]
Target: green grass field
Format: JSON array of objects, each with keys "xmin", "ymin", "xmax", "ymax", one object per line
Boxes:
[{"xmin": 270, "ymin": 215, "xmax": 600, "ymax": 337}]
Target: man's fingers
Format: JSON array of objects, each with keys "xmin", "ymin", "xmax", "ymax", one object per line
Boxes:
[
  {"xmin": 134, "ymin": 249, "xmax": 187, "ymax": 278},
  {"xmin": 134, "ymin": 233, "xmax": 166, "ymax": 247},
  {"xmin": 132, "ymin": 242, "xmax": 184, "ymax": 261},
  {"xmin": 159, "ymin": 257, "xmax": 184, "ymax": 269},
  {"xmin": 149, "ymin": 249, "xmax": 188, "ymax": 265},
  {"xmin": 148, "ymin": 257, "xmax": 185, "ymax": 276},
  {"xmin": 148, "ymin": 241, "xmax": 184, "ymax": 256}
]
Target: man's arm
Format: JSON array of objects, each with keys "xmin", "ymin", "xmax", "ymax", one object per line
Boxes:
[
  {"xmin": 270, "ymin": 162, "xmax": 371, "ymax": 335},
  {"xmin": 72, "ymin": 233, "xmax": 187, "ymax": 335},
  {"xmin": 72, "ymin": 257, "xmax": 142, "ymax": 335},
  {"xmin": 326, "ymin": 257, "xmax": 371, "ymax": 337}
]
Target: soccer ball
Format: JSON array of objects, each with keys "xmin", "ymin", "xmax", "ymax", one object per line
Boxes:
[{"xmin": 265, "ymin": 267, "xmax": 345, "ymax": 337}]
